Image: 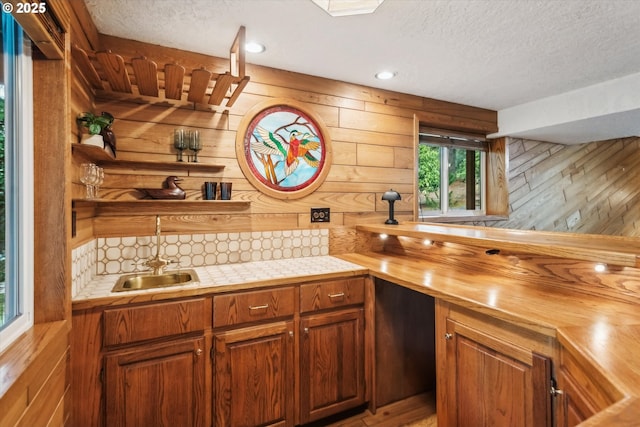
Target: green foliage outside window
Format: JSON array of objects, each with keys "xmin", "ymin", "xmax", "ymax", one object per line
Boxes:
[
  {"xmin": 418, "ymin": 144, "xmax": 440, "ymax": 208},
  {"xmin": 418, "ymin": 144, "xmax": 482, "ymax": 211}
]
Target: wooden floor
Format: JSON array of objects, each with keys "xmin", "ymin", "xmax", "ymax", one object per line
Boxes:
[{"xmin": 306, "ymin": 392, "xmax": 437, "ymax": 427}]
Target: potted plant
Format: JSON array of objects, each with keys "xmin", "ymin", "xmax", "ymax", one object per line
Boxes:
[{"xmin": 77, "ymin": 111, "xmax": 116, "ymax": 156}]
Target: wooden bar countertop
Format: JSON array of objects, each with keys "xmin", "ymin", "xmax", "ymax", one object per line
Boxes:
[
  {"xmin": 70, "ymin": 222, "xmax": 640, "ymax": 425},
  {"xmin": 336, "ymin": 222, "xmax": 640, "ymax": 427}
]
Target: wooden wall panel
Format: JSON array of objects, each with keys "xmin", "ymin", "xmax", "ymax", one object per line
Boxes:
[
  {"xmin": 0, "ymin": 1, "xmax": 83, "ymax": 426},
  {"xmin": 68, "ymin": 33, "xmax": 497, "ymax": 243},
  {"xmin": 70, "ymin": 0, "xmax": 102, "ymax": 247},
  {"xmin": 468, "ymin": 137, "xmax": 640, "ymax": 237},
  {"xmin": 485, "ymin": 137, "xmax": 508, "ymax": 216},
  {"xmin": 0, "ymin": 322, "xmax": 69, "ymax": 427},
  {"xmin": 33, "ymin": 50, "xmax": 70, "ymax": 325}
]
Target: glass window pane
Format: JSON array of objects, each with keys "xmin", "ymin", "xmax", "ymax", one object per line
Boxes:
[
  {"xmin": 418, "ymin": 144, "xmax": 441, "ymax": 213},
  {"xmin": 448, "ymin": 147, "xmax": 467, "ymax": 209},
  {"xmin": 0, "ymin": 11, "xmax": 33, "ymax": 350},
  {"xmin": 0, "ymin": 88, "xmax": 4, "ymax": 328},
  {"xmin": 447, "ymin": 147, "xmax": 482, "ymax": 211},
  {"xmin": 418, "ymin": 128, "xmax": 485, "ymax": 219},
  {"xmin": 474, "ymin": 150, "xmax": 482, "ymax": 210},
  {"xmin": 0, "ymin": 17, "xmax": 7, "ymax": 326}
]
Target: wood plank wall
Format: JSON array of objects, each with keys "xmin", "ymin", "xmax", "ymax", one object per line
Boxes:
[
  {"xmin": 0, "ymin": 323, "xmax": 70, "ymax": 427},
  {"xmin": 466, "ymin": 137, "xmax": 640, "ymax": 236},
  {"xmin": 69, "ymin": 33, "xmax": 497, "ymax": 247}
]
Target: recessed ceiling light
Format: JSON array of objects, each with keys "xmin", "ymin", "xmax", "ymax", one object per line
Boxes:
[
  {"xmin": 245, "ymin": 42, "xmax": 265, "ymax": 53},
  {"xmin": 312, "ymin": 0, "xmax": 385, "ymax": 17},
  {"xmin": 375, "ymin": 71, "xmax": 396, "ymax": 80}
]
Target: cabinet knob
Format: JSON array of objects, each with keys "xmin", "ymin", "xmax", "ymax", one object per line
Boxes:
[
  {"xmin": 195, "ymin": 348, "xmax": 203, "ymax": 356},
  {"xmin": 289, "ymin": 331, "xmax": 294, "ymax": 338},
  {"xmin": 304, "ymin": 327, "xmax": 309, "ymax": 335},
  {"xmin": 444, "ymin": 333, "xmax": 453, "ymax": 340}
]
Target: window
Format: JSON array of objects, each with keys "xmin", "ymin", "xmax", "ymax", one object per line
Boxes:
[
  {"xmin": 0, "ymin": 13, "xmax": 34, "ymax": 352},
  {"xmin": 418, "ymin": 127, "xmax": 487, "ymax": 219}
]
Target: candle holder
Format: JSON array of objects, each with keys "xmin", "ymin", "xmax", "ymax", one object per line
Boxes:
[
  {"xmin": 174, "ymin": 129, "xmax": 186, "ymax": 162},
  {"xmin": 188, "ymin": 130, "xmax": 201, "ymax": 162}
]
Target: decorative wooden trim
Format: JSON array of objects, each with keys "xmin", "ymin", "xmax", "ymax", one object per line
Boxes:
[
  {"xmin": 34, "ymin": 51, "xmax": 70, "ymax": 323},
  {"xmin": 486, "ymin": 137, "xmax": 509, "ymax": 216},
  {"xmin": 414, "ymin": 109, "xmax": 498, "ymax": 135},
  {"xmin": 6, "ymin": 0, "xmax": 69, "ymax": 59},
  {"xmin": 235, "ymin": 98, "xmax": 333, "ymax": 200},
  {"xmin": 70, "ymin": 26, "xmax": 250, "ymax": 108}
]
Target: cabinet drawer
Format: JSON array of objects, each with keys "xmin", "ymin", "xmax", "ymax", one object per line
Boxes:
[
  {"xmin": 300, "ymin": 277, "xmax": 365, "ymax": 313},
  {"xmin": 213, "ymin": 287, "xmax": 295, "ymax": 327},
  {"xmin": 103, "ymin": 298, "xmax": 206, "ymax": 347}
]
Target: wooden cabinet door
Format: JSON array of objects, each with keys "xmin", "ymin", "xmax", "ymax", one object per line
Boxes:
[
  {"xmin": 299, "ymin": 308, "xmax": 365, "ymax": 424},
  {"xmin": 555, "ymin": 347, "xmax": 618, "ymax": 427},
  {"xmin": 104, "ymin": 337, "xmax": 206, "ymax": 427},
  {"xmin": 213, "ymin": 320, "xmax": 295, "ymax": 427},
  {"xmin": 557, "ymin": 368, "xmax": 593, "ymax": 427},
  {"xmin": 441, "ymin": 318, "xmax": 552, "ymax": 427}
]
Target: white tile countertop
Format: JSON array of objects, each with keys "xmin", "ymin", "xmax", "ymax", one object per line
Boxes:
[{"xmin": 72, "ymin": 255, "xmax": 368, "ymax": 308}]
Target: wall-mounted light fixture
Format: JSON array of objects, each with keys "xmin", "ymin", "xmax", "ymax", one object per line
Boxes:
[{"xmin": 381, "ymin": 189, "xmax": 401, "ymax": 224}]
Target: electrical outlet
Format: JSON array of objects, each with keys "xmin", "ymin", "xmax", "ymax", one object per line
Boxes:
[{"xmin": 310, "ymin": 207, "xmax": 330, "ymax": 223}]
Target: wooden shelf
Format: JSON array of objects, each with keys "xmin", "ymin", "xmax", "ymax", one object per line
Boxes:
[
  {"xmin": 357, "ymin": 222, "xmax": 640, "ymax": 268},
  {"xmin": 72, "ymin": 143, "xmax": 115, "ymax": 161},
  {"xmin": 72, "ymin": 143, "xmax": 225, "ymax": 172},
  {"xmin": 73, "ymin": 199, "xmax": 250, "ymax": 216},
  {"xmin": 71, "ymin": 27, "xmax": 249, "ymax": 109}
]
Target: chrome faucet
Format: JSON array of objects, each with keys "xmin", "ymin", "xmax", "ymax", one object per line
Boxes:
[{"xmin": 144, "ymin": 215, "xmax": 172, "ymax": 275}]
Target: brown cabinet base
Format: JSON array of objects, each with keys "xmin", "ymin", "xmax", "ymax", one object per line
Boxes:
[
  {"xmin": 105, "ymin": 337, "xmax": 207, "ymax": 427},
  {"xmin": 436, "ymin": 299, "xmax": 555, "ymax": 427}
]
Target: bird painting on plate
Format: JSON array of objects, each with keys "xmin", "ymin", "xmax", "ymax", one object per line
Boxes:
[{"xmin": 136, "ymin": 176, "xmax": 186, "ymax": 199}]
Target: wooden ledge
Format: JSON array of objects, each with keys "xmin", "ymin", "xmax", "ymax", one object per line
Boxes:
[
  {"xmin": 0, "ymin": 320, "xmax": 68, "ymax": 400},
  {"xmin": 72, "ymin": 144, "xmax": 225, "ymax": 172},
  {"xmin": 357, "ymin": 222, "xmax": 640, "ymax": 268},
  {"xmin": 73, "ymin": 199, "xmax": 250, "ymax": 216}
]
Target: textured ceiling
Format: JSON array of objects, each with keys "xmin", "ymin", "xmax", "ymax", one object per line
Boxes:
[{"xmin": 84, "ymin": 0, "xmax": 640, "ymax": 143}]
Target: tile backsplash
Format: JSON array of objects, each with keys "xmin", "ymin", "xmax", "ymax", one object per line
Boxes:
[
  {"xmin": 72, "ymin": 239, "xmax": 98, "ymax": 298},
  {"xmin": 72, "ymin": 229, "xmax": 329, "ymax": 297}
]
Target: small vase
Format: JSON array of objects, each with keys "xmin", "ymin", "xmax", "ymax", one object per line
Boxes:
[{"xmin": 81, "ymin": 134, "xmax": 105, "ymax": 148}]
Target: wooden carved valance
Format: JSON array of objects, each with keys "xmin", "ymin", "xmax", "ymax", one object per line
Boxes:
[{"xmin": 72, "ymin": 26, "xmax": 250, "ymax": 109}]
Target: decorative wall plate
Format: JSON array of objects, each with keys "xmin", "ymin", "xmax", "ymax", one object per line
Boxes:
[{"xmin": 236, "ymin": 99, "xmax": 332, "ymax": 199}]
